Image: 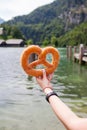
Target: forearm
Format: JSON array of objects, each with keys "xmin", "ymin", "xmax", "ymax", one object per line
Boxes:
[
  {"xmin": 36, "ymin": 69, "xmax": 87, "ymax": 130},
  {"xmin": 44, "ymin": 88, "xmax": 78, "ymax": 130}
]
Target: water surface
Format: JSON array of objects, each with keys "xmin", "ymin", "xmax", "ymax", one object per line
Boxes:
[{"xmin": 0, "ymin": 47, "xmax": 87, "ymax": 130}]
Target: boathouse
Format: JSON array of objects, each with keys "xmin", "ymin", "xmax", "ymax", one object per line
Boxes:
[
  {"xmin": 6, "ymin": 39, "xmax": 25, "ymax": 47},
  {"xmin": 0, "ymin": 39, "xmax": 6, "ymax": 47}
]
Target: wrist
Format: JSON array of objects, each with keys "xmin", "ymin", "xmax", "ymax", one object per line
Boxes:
[
  {"xmin": 46, "ymin": 91, "xmax": 58, "ymax": 103},
  {"xmin": 43, "ymin": 87, "xmax": 53, "ymax": 94}
]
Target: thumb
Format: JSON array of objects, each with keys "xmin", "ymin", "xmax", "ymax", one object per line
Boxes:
[{"xmin": 42, "ymin": 69, "xmax": 46, "ymax": 78}]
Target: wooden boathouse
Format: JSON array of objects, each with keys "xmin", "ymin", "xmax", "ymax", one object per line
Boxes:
[
  {"xmin": 6, "ymin": 39, "xmax": 25, "ymax": 47},
  {"xmin": 0, "ymin": 39, "xmax": 6, "ymax": 47},
  {"xmin": 0, "ymin": 39, "xmax": 25, "ymax": 47}
]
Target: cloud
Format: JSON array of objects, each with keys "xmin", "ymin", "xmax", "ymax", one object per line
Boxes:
[{"xmin": 0, "ymin": 0, "xmax": 54, "ymax": 21}]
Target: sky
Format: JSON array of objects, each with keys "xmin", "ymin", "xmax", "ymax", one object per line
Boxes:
[{"xmin": 0, "ymin": 0, "xmax": 54, "ymax": 21}]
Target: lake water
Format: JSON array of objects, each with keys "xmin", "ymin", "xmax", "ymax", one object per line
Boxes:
[{"xmin": 0, "ymin": 47, "xmax": 87, "ymax": 130}]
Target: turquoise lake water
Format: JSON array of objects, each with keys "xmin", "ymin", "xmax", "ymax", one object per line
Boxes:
[{"xmin": 0, "ymin": 47, "xmax": 87, "ymax": 130}]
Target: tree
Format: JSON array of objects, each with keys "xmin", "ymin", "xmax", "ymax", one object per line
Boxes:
[
  {"xmin": 42, "ymin": 38, "xmax": 50, "ymax": 46},
  {"xmin": 51, "ymin": 36, "xmax": 58, "ymax": 47},
  {"xmin": 27, "ymin": 39, "xmax": 33, "ymax": 45},
  {"xmin": 11, "ymin": 26, "xmax": 24, "ymax": 39}
]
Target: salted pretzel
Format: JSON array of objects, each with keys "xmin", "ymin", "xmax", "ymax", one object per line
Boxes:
[{"xmin": 20, "ymin": 45, "xmax": 60, "ymax": 77}]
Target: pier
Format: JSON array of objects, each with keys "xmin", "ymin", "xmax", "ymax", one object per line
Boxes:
[{"xmin": 67, "ymin": 44, "xmax": 87, "ymax": 65}]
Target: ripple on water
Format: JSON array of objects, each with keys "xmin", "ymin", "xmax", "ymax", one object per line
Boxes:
[{"xmin": 0, "ymin": 48, "xmax": 87, "ymax": 130}]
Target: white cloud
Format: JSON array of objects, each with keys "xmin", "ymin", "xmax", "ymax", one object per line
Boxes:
[{"xmin": 0, "ymin": 0, "xmax": 54, "ymax": 21}]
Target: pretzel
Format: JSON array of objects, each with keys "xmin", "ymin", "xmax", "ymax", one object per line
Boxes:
[{"xmin": 20, "ymin": 45, "xmax": 60, "ymax": 77}]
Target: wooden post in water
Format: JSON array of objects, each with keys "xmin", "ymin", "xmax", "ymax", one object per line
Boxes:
[
  {"xmin": 66, "ymin": 46, "xmax": 69, "ymax": 58},
  {"xmin": 67, "ymin": 46, "xmax": 72, "ymax": 60},
  {"xmin": 29, "ymin": 53, "xmax": 36, "ymax": 63},
  {"xmin": 73, "ymin": 46, "xmax": 77, "ymax": 62},
  {"xmin": 79, "ymin": 44, "xmax": 84, "ymax": 65}
]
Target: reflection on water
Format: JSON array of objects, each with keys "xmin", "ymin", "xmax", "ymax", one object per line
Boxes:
[
  {"xmin": 0, "ymin": 47, "xmax": 87, "ymax": 130},
  {"xmin": 53, "ymin": 48, "xmax": 87, "ymax": 115}
]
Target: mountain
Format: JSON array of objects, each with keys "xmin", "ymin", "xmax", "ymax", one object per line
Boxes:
[
  {"xmin": 6, "ymin": 0, "xmax": 87, "ymax": 25},
  {"xmin": 2, "ymin": 0, "xmax": 87, "ymax": 45},
  {"xmin": 0, "ymin": 18, "xmax": 4, "ymax": 24}
]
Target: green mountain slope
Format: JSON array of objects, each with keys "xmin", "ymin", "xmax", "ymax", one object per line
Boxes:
[
  {"xmin": 1, "ymin": 0, "xmax": 87, "ymax": 46},
  {"xmin": 58, "ymin": 22, "xmax": 87, "ymax": 46}
]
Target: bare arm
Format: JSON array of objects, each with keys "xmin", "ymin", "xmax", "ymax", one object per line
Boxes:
[
  {"xmin": 44, "ymin": 88, "xmax": 87, "ymax": 130},
  {"xmin": 36, "ymin": 70, "xmax": 87, "ymax": 130}
]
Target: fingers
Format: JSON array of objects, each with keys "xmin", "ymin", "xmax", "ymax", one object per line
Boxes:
[
  {"xmin": 48, "ymin": 73, "xmax": 54, "ymax": 81},
  {"xmin": 48, "ymin": 75, "xmax": 51, "ymax": 81},
  {"xmin": 50, "ymin": 73, "xmax": 54, "ymax": 79},
  {"xmin": 36, "ymin": 70, "xmax": 53, "ymax": 81},
  {"xmin": 36, "ymin": 70, "xmax": 45, "ymax": 83},
  {"xmin": 36, "ymin": 77, "xmax": 41, "ymax": 84},
  {"xmin": 36, "ymin": 76, "xmax": 41, "ymax": 81},
  {"xmin": 42, "ymin": 69, "xmax": 54, "ymax": 81}
]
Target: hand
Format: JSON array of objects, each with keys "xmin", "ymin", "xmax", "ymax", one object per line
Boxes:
[{"xmin": 36, "ymin": 69, "xmax": 53, "ymax": 91}]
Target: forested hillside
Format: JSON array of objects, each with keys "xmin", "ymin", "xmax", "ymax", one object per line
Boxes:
[
  {"xmin": 1, "ymin": 0, "xmax": 87, "ymax": 46},
  {"xmin": 58, "ymin": 22, "xmax": 87, "ymax": 46}
]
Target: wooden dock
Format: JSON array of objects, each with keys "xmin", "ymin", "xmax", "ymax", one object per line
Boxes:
[{"xmin": 67, "ymin": 44, "xmax": 87, "ymax": 65}]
